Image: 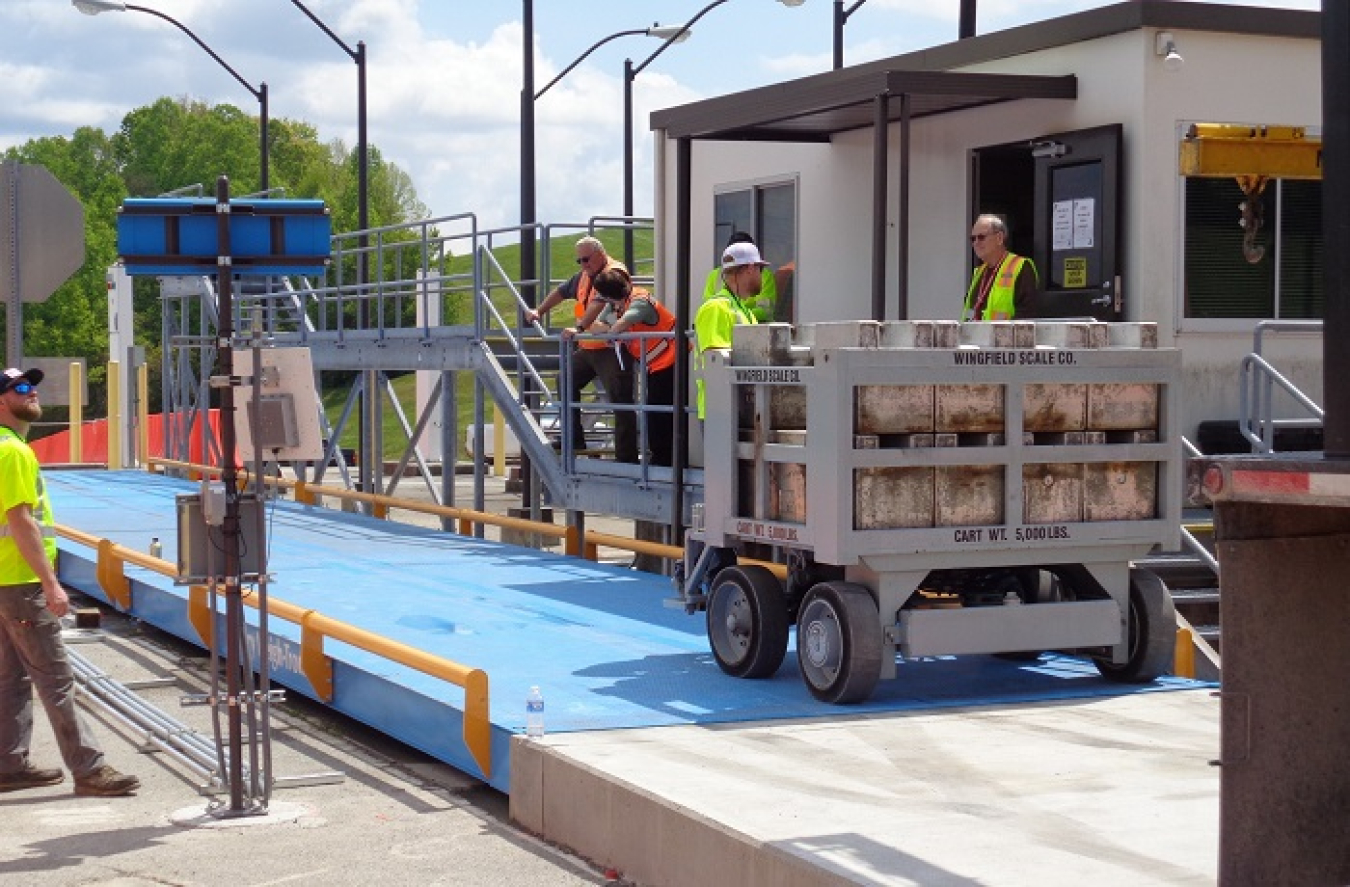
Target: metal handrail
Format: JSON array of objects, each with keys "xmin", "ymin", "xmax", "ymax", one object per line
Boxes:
[
  {"xmin": 1240, "ymin": 320, "xmax": 1324, "ymax": 453},
  {"xmin": 476, "ymin": 244, "xmax": 555, "ymax": 405},
  {"xmin": 1240, "ymin": 352, "xmax": 1324, "ymax": 452},
  {"xmin": 1180, "ymin": 525, "xmax": 1220, "ymax": 576},
  {"xmin": 54, "ymin": 520, "xmax": 493, "ymax": 776}
]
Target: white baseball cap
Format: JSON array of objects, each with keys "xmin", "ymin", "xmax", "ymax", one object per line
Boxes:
[{"xmin": 721, "ymin": 242, "xmax": 767, "ymax": 269}]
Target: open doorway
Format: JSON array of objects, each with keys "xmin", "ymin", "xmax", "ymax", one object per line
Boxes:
[{"xmin": 971, "ymin": 124, "xmax": 1124, "ymax": 321}]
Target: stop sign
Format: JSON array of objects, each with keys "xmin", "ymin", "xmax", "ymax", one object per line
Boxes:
[{"xmin": 0, "ymin": 162, "xmax": 85, "ymax": 304}]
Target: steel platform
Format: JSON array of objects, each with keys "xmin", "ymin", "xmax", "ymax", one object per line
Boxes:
[{"xmin": 47, "ymin": 469, "xmax": 1206, "ymax": 793}]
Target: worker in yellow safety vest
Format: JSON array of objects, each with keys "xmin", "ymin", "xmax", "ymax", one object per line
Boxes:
[
  {"xmin": 695, "ymin": 242, "xmax": 763, "ymax": 420},
  {"xmin": 701, "ymin": 232, "xmax": 794, "ymax": 323},
  {"xmin": 963, "ymin": 214, "xmax": 1039, "ymax": 321},
  {"xmin": 0, "ymin": 367, "xmax": 141, "ymax": 797}
]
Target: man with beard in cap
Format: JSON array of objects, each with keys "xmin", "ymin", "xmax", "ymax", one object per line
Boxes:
[{"xmin": 0, "ymin": 367, "xmax": 140, "ymax": 797}]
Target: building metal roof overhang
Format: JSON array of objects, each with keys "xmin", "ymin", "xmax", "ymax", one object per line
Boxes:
[{"xmin": 653, "ymin": 70, "xmax": 1078, "ymax": 144}]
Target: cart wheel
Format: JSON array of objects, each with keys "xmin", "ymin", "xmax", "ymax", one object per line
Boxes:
[
  {"xmin": 797, "ymin": 582, "xmax": 883, "ymax": 704},
  {"xmin": 1094, "ymin": 568, "xmax": 1177, "ymax": 683},
  {"xmin": 706, "ymin": 565, "xmax": 788, "ymax": 679}
]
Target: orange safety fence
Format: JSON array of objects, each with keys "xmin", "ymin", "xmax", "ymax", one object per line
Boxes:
[{"xmin": 31, "ymin": 411, "xmax": 234, "ymax": 468}]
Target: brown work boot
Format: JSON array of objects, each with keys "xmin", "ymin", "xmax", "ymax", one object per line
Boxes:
[
  {"xmin": 74, "ymin": 765, "xmax": 140, "ymax": 797},
  {"xmin": 0, "ymin": 764, "xmax": 64, "ymax": 792}
]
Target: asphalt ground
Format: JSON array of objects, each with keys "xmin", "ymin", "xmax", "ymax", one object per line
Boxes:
[{"xmin": 0, "ymin": 597, "xmax": 622, "ymax": 887}]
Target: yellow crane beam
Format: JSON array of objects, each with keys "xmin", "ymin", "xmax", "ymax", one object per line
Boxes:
[{"xmin": 1180, "ymin": 123, "xmax": 1323, "ymax": 180}]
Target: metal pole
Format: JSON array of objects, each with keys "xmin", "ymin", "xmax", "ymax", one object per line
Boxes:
[
  {"xmin": 285, "ymin": 2, "xmax": 372, "ymax": 491},
  {"xmin": 213, "ymin": 175, "xmax": 245, "ymax": 812},
  {"xmin": 959, "ymin": 0, "xmax": 977, "ymax": 39},
  {"xmin": 834, "ymin": 1, "xmax": 868, "ymax": 70},
  {"xmin": 870, "ymin": 93, "xmax": 889, "ymax": 321},
  {"xmin": 259, "ymin": 82, "xmax": 269, "ymax": 192},
  {"xmin": 4, "ymin": 162, "xmax": 21, "ymax": 367},
  {"xmin": 833, "ymin": 0, "xmax": 845, "ymax": 70},
  {"xmin": 672, "ymin": 137, "xmax": 692, "ymax": 539},
  {"xmin": 520, "ymin": 0, "xmax": 537, "ymax": 510},
  {"xmin": 1323, "ymin": 0, "xmax": 1350, "ymax": 456},
  {"xmin": 623, "ymin": 58, "xmax": 635, "ymax": 270},
  {"xmin": 86, "ymin": 6, "xmax": 269, "ymax": 193},
  {"xmin": 897, "ymin": 93, "xmax": 911, "ymax": 320}
]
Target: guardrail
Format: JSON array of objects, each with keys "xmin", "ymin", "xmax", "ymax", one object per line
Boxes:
[
  {"xmin": 148, "ymin": 456, "xmax": 685, "ymax": 559},
  {"xmin": 1239, "ymin": 320, "xmax": 1324, "ymax": 453},
  {"xmin": 53, "ymin": 521, "xmax": 493, "ymax": 776},
  {"xmin": 148, "ymin": 456, "xmax": 786, "ymax": 579}
]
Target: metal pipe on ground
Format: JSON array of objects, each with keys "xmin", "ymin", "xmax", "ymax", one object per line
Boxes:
[
  {"xmin": 68, "ymin": 645, "xmax": 237, "ymax": 788},
  {"xmin": 69, "ymin": 651, "xmax": 218, "ymax": 761}
]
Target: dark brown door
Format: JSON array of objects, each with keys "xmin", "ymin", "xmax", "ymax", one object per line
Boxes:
[{"xmin": 1031, "ymin": 124, "xmax": 1123, "ymax": 320}]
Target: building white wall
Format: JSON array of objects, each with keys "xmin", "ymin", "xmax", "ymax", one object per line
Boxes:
[{"xmin": 655, "ymin": 23, "xmax": 1324, "ymax": 443}]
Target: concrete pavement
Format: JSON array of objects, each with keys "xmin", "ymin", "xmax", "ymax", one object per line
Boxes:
[{"xmin": 0, "ymin": 605, "xmax": 615, "ymax": 887}]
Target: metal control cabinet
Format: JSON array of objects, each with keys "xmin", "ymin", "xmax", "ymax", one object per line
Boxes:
[{"xmin": 677, "ymin": 320, "xmax": 1182, "ymax": 703}]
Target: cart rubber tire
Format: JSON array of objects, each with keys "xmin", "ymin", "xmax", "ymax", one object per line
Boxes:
[
  {"xmin": 797, "ymin": 582, "xmax": 883, "ymax": 704},
  {"xmin": 706, "ymin": 565, "xmax": 788, "ymax": 679},
  {"xmin": 1094, "ymin": 568, "xmax": 1177, "ymax": 683}
]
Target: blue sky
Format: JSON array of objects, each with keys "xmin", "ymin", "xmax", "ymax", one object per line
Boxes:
[{"xmin": 1, "ymin": 1, "xmax": 1321, "ymax": 228}]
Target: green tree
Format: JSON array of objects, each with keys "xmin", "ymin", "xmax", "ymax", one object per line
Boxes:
[
  {"xmin": 3, "ymin": 96, "xmax": 427, "ymax": 419},
  {"xmin": 115, "ymin": 96, "xmax": 261, "ymax": 197}
]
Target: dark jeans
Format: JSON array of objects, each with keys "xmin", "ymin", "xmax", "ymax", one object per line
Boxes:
[
  {"xmin": 0, "ymin": 584, "xmax": 105, "ymax": 777},
  {"xmin": 569, "ymin": 345, "xmax": 636, "ymax": 463},
  {"xmin": 640, "ymin": 367, "xmax": 676, "ymax": 467}
]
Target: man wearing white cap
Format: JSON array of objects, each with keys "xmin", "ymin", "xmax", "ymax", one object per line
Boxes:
[
  {"xmin": 695, "ymin": 242, "xmax": 763, "ymax": 420},
  {"xmin": 0, "ymin": 367, "xmax": 141, "ymax": 797}
]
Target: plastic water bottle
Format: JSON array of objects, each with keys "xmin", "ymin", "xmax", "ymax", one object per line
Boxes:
[
  {"xmin": 149, "ymin": 537, "xmax": 163, "ymax": 559},
  {"xmin": 525, "ymin": 686, "xmax": 545, "ymax": 738}
]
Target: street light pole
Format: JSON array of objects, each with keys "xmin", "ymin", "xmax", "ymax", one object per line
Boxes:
[
  {"xmin": 833, "ymin": 0, "xmax": 869, "ymax": 70},
  {"xmin": 287, "ymin": 0, "xmax": 376, "ymax": 496},
  {"xmin": 625, "ymin": 0, "xmax": 805, "ymax": 263},
  {"xmin": 535, "ymin": 25, "xmax": 689, "ymax": 273},
  {"xmin": 72, "ymin": 0, "xmax": 269, "ymax": 191},
  {"xmin": 287, "ymin": 1, "xmax": 367, "ymax": 244}
]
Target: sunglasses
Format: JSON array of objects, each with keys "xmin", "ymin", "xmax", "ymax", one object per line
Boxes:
[
  {"xmin": 576, "ymin": 254, "xmax": 594, "ymax": 265},
  {"xmin": 5, "ymin": 382, "xmax": 36, "ymax": 395},
  {"xmin": 970, "ymin": 233, "xmax": 994, "ymax": 243}
]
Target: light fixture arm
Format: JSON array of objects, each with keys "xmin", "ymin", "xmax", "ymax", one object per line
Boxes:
[
  {"xmin": 632, "ymin": 0, "xmax": 728, "ymax": 79},
  {"xmin": 288, "ymin": 0, "xmax": 358, "ymax": 62},
  {"xmin": 126, "ymin": 4, "xmax": 261, "ymax": 102},
  {"xmin": 535, "ymin": 29, "xmax": 650, "ymax": 100},
  {"xmin": 72, "ymin": 0, "xmax": 268, "ymax": 189}
]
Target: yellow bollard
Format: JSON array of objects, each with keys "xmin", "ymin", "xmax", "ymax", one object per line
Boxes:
[
  {"xmin": 492, "ymin": 407, "xmax": 506, "ymax": 478},
  {"xmin": 106, "ymin": 360, "xmax": 122, "ymax": 470},
  {"xmin": 1174, "ymin": 627, "xmax": 1196, "ymax": 679},
  {"xmin": 68, "ymin": 361, "xmax": 84, "ymax": 463},
  {"xmin": 136, "ymin": 363, "xmax": 150, "ymax": 468}
]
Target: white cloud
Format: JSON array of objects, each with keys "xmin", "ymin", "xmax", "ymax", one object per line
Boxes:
[{"xmin": 0, "ymin": 0, "xmax": 1324, "ymax": 234}]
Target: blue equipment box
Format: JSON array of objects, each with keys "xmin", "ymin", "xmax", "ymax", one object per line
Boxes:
[{"xmin": 118, "ymin": 198, "xmax": 331, "ymax": 276}]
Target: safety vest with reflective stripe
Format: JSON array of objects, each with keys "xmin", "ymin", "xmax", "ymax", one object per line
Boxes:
[
  {"xmin": 622, "ymin": 294, "xmax": 679, "ymax": 374},
  {"xmin": 573, "ymin": 259, "xmax": 629, "ymax": 350},
  {"xmin": 963, "ymin": 253, "xmax": 1034, "ymax": 321},
  {"xmin": 0, "ymin": 425, "xmax": 56, "ymax": 585}
]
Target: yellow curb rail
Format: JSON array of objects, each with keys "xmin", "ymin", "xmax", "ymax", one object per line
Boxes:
[
  {"xmin": 54, "ymin": 523, "xmax": 493, "ymax": 777},
  {"xmin": 147, "ymin": 457, "xmax": 785, "ymax": 578}
]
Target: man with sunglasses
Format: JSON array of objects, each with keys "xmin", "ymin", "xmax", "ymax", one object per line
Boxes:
[
  {"xmin": 0, "ymin": 368, "xmax": 140, "ymax": 797},
  {"xmin": 525, "ymin": 236, "xmax": 636, "ymax": 461},
  {"xmin": 963, "ymin": 214, "xmax": 1039, "ymax": 321}
]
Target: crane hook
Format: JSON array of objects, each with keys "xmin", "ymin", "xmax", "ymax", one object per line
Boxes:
[{"xmin": 1235, "ymin": 175, "xmax": 1268, "ymax": 264}]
